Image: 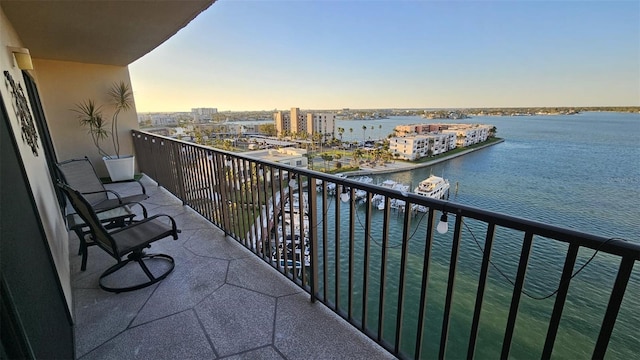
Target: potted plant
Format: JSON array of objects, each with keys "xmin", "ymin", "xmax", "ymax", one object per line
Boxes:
[{"xmin": 73, "ymin": 81, "xmax": 135, "ymax": 181}]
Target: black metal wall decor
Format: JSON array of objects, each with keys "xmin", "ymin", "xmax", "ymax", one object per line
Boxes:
[{"xmin": 4, "ymin": 70, "xmax": 39, "ymax": 156}]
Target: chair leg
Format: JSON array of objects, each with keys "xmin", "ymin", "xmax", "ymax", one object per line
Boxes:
[
  {"xmin": 99, "ymin": 252, "xmax": 175, "ymax": 293},
  {"xmin": 72, "ymin": 228, "xmax": 89, "ymax": 271},
  {"xmin": 81, "ymin": 244, "xmax": 88, "ymax": 271}
]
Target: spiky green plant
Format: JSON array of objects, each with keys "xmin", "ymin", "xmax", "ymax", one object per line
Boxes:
[
  {"xmin": 73, "ymin": 99, "xmax": 111, "ymax": 158},
  {"xmin": 106, "ymin": 81, "xmax": 133, "ymax": 158}
]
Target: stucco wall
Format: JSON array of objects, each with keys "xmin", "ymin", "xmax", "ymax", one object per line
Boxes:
[
  {"xmin": 32, "ymin": 59, "xmax": 139, "ymax": 177},
  {"xmin": 0, "ymin": 8, "xmax": 72, "ymax": 311}
]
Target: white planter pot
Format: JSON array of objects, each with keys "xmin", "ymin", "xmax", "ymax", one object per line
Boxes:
[{"xmin": 103, "ymin": 155, "xmax": 135, "ymax": 181}]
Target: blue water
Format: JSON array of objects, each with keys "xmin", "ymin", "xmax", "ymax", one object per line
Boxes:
[
  {"xmin": 320, "ymin": 112, "xmax": 640, "ymax": 358},
  {"xmin": 339, "ymin": 112, "xmax": 640, "ymax": 241}
]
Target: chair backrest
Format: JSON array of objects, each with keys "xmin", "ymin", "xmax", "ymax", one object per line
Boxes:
[
  {"xmin": 57, "ymin": 182, "xmax": 118, "ymax": 258},
  {"xmin": 56, "ymin": 157, "xmax": 107, "ymax": 207}
]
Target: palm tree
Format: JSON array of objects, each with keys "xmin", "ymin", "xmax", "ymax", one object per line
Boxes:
[
  {"xmin": 353, "ymin": 148, "xmax": 364, "ymax": 166},
  {"xmin": 312, "ymin": 132, "xmax": 322, "ymax": 152},
  {"xmin": 373, "ymin": 148, "xmax": 382, "ymax": 162},
  {"xmin": 321, "ymin": 153, "xmax": 334, "ymax": 171},
  {"xmin": 362, "ymin": 125, "xmax": 367, "ymax": 146},
  {"xmin": 337, "ymin": 127, "xmax": 345, "ymax": 142},
  {"xmin": 305, "ymin": 153, "xmax": 315, "ymax": 170},
  {"xmin": 378, "ymin": 124, "xmax": 382, "ymax": 140}
]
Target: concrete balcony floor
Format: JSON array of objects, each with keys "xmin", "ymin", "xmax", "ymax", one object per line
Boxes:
[{"xmin": 70, "ymin": 176, "xmax": 393, "ymax": 359}]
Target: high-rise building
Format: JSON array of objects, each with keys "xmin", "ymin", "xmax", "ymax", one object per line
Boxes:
[
  {"xmin": 274, "ymin": 108, "xmax": 335, "ymax": 141},
  {"xmin": 274, "ymin": 111, "xmax": 290, "ymax": 136},
  {"xmin": 290, "ymin": 107, "xmax": 307, "ymax": 135},
  {"xmin": 307, "ymin": 113, "xmax": 336, "ymax": 141},
  {"xmin": 191, "ymin": 107, "xmax": 218, "ymax": 123}
]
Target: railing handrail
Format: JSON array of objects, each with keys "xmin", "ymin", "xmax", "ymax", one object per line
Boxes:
[{"xmin": 133, "ymin": 129, "xmax": 639, "ymax": 259}]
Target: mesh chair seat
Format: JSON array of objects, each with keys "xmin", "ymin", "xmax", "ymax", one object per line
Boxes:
[{"xmin": 111, "ymin": 217, "xmax": 177, "ymax": 257}]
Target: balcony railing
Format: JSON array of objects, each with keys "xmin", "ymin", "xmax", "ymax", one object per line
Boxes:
[{"xmin": 132, "ymin": 130, "xmax": 639, "ymax": 359}]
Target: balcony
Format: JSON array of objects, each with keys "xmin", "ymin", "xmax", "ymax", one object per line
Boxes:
[{"xmin": 71, "ymin": 175, "xmax": 392, "ymax": 359}]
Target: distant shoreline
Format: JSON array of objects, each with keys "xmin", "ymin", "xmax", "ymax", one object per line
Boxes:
[{"xmin": 342, "ymin": 139, "xmax": 505, "ymax": 177}]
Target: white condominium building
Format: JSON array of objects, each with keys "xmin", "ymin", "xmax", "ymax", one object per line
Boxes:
[
  {"xmin": 394, "ymin": 123, "xmax": 444, "ymax": 136},
  {"xmin": 442, "ymin": 125, "xmax": 491, "ymax": 147},
  {"xmin": 389, "ymin": 133, "xmax": 456, "ymax": 161},
  {"xmin": 390, "ymin": 123, "xmax": 493, "ymax": 161}
]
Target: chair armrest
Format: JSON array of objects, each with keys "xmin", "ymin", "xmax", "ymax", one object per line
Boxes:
[
  {"xmin": 132, "ymin": 178, "xmax": 147, "ymax": 195},
  {"xmin": 150, "ymin": 214, "xmax": 179, "ymax": 240},
  {"xmin": 96, "ymin": 201, "xmax": 148, "ymax": 219},
  {"xmin": 81, "ymin": 189, "xmax": 124, "ymax": 203},
  {"xmin": 140, "ymin": 214, "xmax": 178, "ymax": 239}
]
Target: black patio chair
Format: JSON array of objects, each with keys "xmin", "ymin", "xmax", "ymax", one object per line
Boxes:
[
  {"xmin": 58, "ymin": 182, "xmax": 179, "ymax": 293},
  {"xmin": 56, "ymin": 156, "xmax": 148, "ymax": 212}
]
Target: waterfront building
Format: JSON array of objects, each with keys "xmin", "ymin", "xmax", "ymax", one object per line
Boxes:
[
  {"xmin": 307, "ymin": 112, "xmax": 336, "ymax": 142},
  {"xmin": 442, "ymin": 124, "xmax": 491, "ymax": 147},
  {"xmin": 389, "ymin": 132, "xmax": 455, "ymax": 160},
  {"xmin": 395, "ymin": 123, "xmax": 443, "ymax": 136},
  {"xmin": 191, "ymin": 107, "xmax": 218, "ymax": 123},
  {"xmin": 392, "ymin": 123, "xmax": 492, "ymax": 158},
  {"xmin": 274, "ymin": 108, "xmax": 336, "ymax": 141}
]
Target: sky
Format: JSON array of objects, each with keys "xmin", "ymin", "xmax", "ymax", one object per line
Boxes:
[{"xmin": 129, "ymin": 0, "xmax": 640, "ymax": 112}]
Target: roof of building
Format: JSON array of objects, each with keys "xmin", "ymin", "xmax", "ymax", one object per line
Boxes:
[{"xmin": 244, "ymin": 148, "xmax": 307, "ymax": 163}]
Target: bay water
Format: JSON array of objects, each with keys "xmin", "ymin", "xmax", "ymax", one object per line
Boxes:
[{"xmin": 319, "ymin": 112, "xmax": 639, "ymax": 358}]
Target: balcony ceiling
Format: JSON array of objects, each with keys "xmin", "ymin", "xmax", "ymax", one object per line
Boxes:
[{"xmin": 2, "ymin": 0, "xmax": 215, "ymax": 66}]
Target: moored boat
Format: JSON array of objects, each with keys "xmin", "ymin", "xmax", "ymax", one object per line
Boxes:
[{"xmin": 414, "ymin": 175, "xmax": 450, "ymax": 200}]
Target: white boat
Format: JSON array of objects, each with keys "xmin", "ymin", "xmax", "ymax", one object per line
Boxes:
[
  {"xmin": 271, "ymin": 234, "xmax": 311, "ymax": 269},
  {"xmin": 284, "ymin": 192, "xmax": 309, "ymax": 215},
  {"xmin": 379, "ymin": 179, "xmax": 397, "ymax": 188},
  {"xmin": 276, "ymin": 214, "xmax": 309, "ymax": 238},
  {"xmin": 390, "ymin": 198, "xmax": 406, "ymax": 210},
  {"xmin": 352, "ymin": 176, "xmax": 373, "ymax": 201},
  {"xmin": 371, "ymin": 179, "xmax": 410, "ymax": 210},
  {"xmin": 414, "ymin": 175, "xmax": 450, "ymax": 200},
  {"xmin": 353, "ymin": 176, "xmax": 373, "ymax": 185},
  {"xmin": 324, "ymin": 174, "xmax": 347, "ymax": 195}
]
